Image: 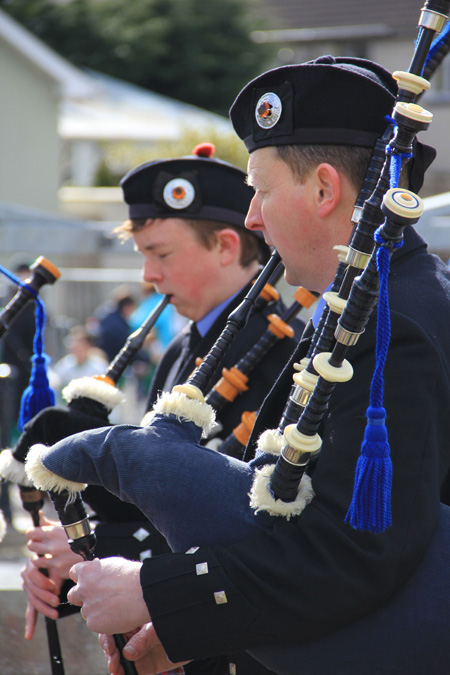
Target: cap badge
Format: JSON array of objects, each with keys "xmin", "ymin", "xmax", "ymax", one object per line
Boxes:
[
  {"xmin": 163, "ymin": 178, "xmax": 195, "ymax": 209},
  {"xmin": 255, "ymin": 92, "xmax": 282, "ymax": 129}
]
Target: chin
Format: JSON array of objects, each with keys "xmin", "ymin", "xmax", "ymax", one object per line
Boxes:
[
  {"xmin": 176, "ymin": 305, "xmax": 192, "ymax": 320},
  {"xmin": 284, "ymin": 267, "xmax": 303, "ymax": 287}
]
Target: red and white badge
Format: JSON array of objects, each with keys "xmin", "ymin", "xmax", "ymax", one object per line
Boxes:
[
  {"xmin": 163, "ymin": 178, "xmax": 195, "ymax": 209},
  {"xmin": 255, "ymin": 92, "xmax": 282, "ymax": 129}
]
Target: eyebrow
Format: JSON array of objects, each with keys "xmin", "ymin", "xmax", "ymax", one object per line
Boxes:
[{"xmin": 134, "ymin": 238, "xmax": 170, "ymax": 252}]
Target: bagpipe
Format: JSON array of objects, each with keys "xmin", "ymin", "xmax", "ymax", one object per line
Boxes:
[
  {"xmin": 0, "ymin": 256, "xmax": 63, "ymax": 674},
  {"xmin": 23, "ymin": 250, "xmax": 296, "ymax": 550},
  {"xmin": 0, "ymin": 256, "xmax": 60, "ymax": 338},
  {"xmin": 1, "ymin": 294, "xmax": 171, "ymax": 675},
  {"xmin": 206, "ymin": 285, "xmax": 317, "ymax": 456},
  {"xmin": 0, "ymin": 254, "xmax": 61, "ymax": 523},
  {"xmin": 0, "ymin": 293, "xmax": 170, "ymax": 488},
  {"xmin": 205, "ymin": 285, "xmax": 317, "ymax": 416},
  {"xmin": 22, "ymin": 2, "xmax": 450, "ymax": 671},
  {"xmin": 24, "ymin": 1, "xmax": 449, "ymax": 543},
  {"xmin": 0, "ymin": 253, "xmax": 300, "ymax": 674},
  {"xmin": 0, "ymin": 256, "xmax": 60, "ymax": 431}
]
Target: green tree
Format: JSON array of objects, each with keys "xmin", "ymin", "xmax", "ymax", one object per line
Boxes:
[
  {"xmin": 1, "ymin": 0, "xmax": 275, "ymax": 114},
  {"xmin": 94, "ymin": 127, "xmax": 250, "ymax": 186}
]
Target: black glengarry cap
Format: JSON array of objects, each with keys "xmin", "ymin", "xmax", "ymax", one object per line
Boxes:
[
  {"xmin": 120, "ymin": 143, "xmax": 254, "ymax": 229},
  {"xmin": 229, "ymin": 55, "xmax": 435, "ymax": 192}
]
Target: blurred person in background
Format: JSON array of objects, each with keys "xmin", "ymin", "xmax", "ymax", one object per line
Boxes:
[
  {"xmin": 49, "ymin": 325, "xmax": 108, "ymax": 403},
  {"xmin": 129, "ymin": 282, "xmax": 183, "ymax": 357},
  {"xmin": 92, "ymin": 285, "xmax": 137, "ymax": 363},
  {"xmin": 128, "ymin": 283, "xmax": 184, "ymax": 399}
]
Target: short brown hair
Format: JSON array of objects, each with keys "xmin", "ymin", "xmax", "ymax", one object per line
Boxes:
[
  {"xmin": 276, "ymin": 145, "xmax": 372, "ymax": 191},
  {"xmin": 276, "ymin": 144, "xmax": 409, "ymax": 191},
  {"xmin": 114, "ymin": 218, "xmax": 268, "ymax": 268}
]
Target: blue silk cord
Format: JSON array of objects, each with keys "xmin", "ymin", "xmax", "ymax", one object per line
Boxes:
[
  {"xmin": 423, "ymin": 21, "xmax": 450, "ymax": 75},
  {"xmin": 0, "ymin": 265, "xmax": 30, "ymax": 289},
  {"xmin": 385, "ymin": 142, "xmax": 413, "ymax": 189},
  {"xmin": 345, "ymin": 144, "xmax": 407, "ymax": 533}
]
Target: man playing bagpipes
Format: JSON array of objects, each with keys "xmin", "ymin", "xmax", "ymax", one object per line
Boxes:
[
  {"xmin": 15, "ymin": 145, "xmax": 304, "ymax": 675},
  {"xmin": 22, "ymin": 50, "xmax": 450, "ymax": 675}
]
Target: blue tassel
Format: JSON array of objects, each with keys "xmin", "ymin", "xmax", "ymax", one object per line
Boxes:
[
  {"xmin": 18, "ymin": 354, "xmax": 55, "ymax": 431},
  {"xmin": 18, "ymin": 297, "xmax": 55, "ymax": 431},
  {"xmin": 345, "ymin": 219, "xmax": 402, "ymax": 532},
  {"xmin": 0, "ymin": 264, "xmax": 56, "ymax": 432},
  {"xmin": 345, "ymin": 406, "xmax": 392, "ymax": 532}
]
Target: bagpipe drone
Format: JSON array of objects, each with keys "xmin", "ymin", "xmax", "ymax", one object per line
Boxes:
[
  {"xmin": 1, "ymin": 251, "xmax": 299, "ymax": 675},
  {"xmin": 0, "ymin": 256, "xmax": 63, "ymax": 674},
  {"xmin": 22, "ymin": 2, "xmax": 450, "ymax": 672},
  {"xmin": 24, "ymin": 2, "xmax": 449, "ymax": 544},
  {"xmin": 0, "ymin": 144, "xmax": 311, "ymax": 674},
  {"xmin": 0, "ymin": 293, "xmax": 171, "ymax": 675}
]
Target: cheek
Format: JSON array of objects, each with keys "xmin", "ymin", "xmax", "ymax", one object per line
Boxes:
[
  {"xmin": 263, "ymin": 196, "xmax": 290, "ymax": 234},
  {"xmin": 264, "ymin": 211, "xmax": 293, "ymax": 251},
  {"xmin": 182, "ymin": 276, "xmax": 207, "ymax": 303},
  {"xmin": 183, "ymin": 258, "xmax": 217, "ymax": 295},
  {"xmin": 169, "ymin": 252, "xmax": 215, "ymax": 299}
]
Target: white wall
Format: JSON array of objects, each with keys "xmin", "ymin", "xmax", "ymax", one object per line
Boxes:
[{"xmin": 0, "ymin": 39, "xmax": 60, "ymax": 211}]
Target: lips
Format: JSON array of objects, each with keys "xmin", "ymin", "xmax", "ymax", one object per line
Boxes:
[{"xmin": 167, "ymin": 294, "xmax": 178, "ymax": 306}]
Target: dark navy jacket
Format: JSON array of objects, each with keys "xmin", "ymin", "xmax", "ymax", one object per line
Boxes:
[{"xmin": 140, "ymin": 228, "xmax": 450, "ymax": 672}]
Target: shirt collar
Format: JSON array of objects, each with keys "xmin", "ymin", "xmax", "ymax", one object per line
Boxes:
[
  {"xmin": 311, "ymin": 286, "xmax": 330, "ymax": 329},
  {"xmin": 196, "ymin": 289, "xmax": 242, "ymax": 337}
]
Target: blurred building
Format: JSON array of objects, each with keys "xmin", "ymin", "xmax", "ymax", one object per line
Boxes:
[
  {"xmin": 0, "ymin": 201, "xmax": 143, "ymax": 344},
  {"xmin": 418, "ymin": 192, "xmax": 450, "ymax": 263},
  {"xmin": 255, "ymin": 0, "xmax": 450, "ymax": 197},
  {"xmin": 0, "ymin": 8, "xmax": 230, "ymax": 326},
  {"xmin": 2, "ymin": 1, "xmax": 450, "ymax": 327},
  {"xmin": 0, "ymin": 8, "xmax": 95, "ymax": 212}
]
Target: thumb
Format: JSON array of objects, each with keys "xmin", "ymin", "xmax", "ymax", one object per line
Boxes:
[
  {"xmin": 122, "ymin": 623, "xmax": 157, "ymax": 660},
  {"xmin": 39, "ymin": 512, "xmax": 59, "ymax": 528},
  {"xmin": 38, "ymin": 511, "xmax": 51, "ymax": 527},
  {"xmin": 24, "ymin": 601, "xmax": 38, "ymax": 640}
]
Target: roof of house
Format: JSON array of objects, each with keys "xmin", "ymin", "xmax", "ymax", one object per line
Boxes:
[
  {"xmin": 0, "ymin": 9, "xmax": 231, "ymax": 142},
  {"xmin": 0, "ymin": 8, "xmax": 96, "ymax": 99},
  {"xmin": 255, "ymin": 0, "xmax": 427, "ymax": 39},
  {"xmin": 59, "ymin": 70, "xmax": 231, "ymax": 141}
]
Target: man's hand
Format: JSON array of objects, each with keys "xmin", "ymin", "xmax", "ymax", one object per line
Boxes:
[
  {"xmin": 68, "ymin": 557, "xmax": 150, "ymax": 634},
  {"xmin": 21, "ymin": 512, "xmax": 82, "ymax": 640},
  {"xmin": 26, "ymin": 513, "xmax": 83, "ymax": 578},
  {"xmin": 99, "ymin": 623, "xmax": 190, "ymax": 675},
  {"xmin": 21, "ymin": 559, "xmax": 61, "ymax": 639}
]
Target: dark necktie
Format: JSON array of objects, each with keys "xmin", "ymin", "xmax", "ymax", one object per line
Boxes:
[
  {"xmin": 164, "ymin": 321, "xmax": 201, "ymax": 391},
  {"xmin": 187, "ymin": 321, "xmax": 201, "ymax": 352}
]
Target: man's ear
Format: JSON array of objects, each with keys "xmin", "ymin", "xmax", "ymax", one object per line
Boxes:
[
  {"xmin": 216, "ymin": 228, "xmax": 241, "ymax": 265},
  {"xmin": 314, "ymin": 163, "xmax": 341, "ymax": 218}
]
